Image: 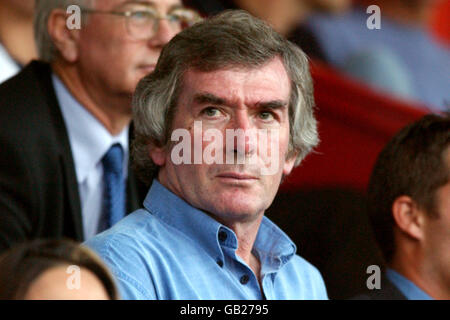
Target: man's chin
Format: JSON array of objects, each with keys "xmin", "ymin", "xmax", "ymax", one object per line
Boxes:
[
  {"xmin": 137, "ymin": 65, "xmax": 156, "ymax": 76},
  {"xmin": 210, "ymin": 202, "xmax": 266, "ymax": 224}
]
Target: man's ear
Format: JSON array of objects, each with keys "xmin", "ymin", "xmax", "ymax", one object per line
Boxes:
[
  {"xmin": 149, "ymin": 146, "xmax": 166, "ymax": 167},
  {"xmin": 47, "ymin": 9, "xmax": 80, "ymax": 62},
  {"xmin": 392, "ymin": 195, "xmax": 426, "ymax": 241},
  {"xmin": 282, "ymin": 151, "xmax": 298, "ymax": 176}
]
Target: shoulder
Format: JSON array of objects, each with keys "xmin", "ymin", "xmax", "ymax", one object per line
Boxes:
[
  {"xmin": 291, "ymin": 254, "xmax": 328, "ymax": 289},
  {"xmin": 0, "ymin": 61, "xmax": 72, "ymax": 174},
  {"xmin": 85, "ymin": 209, "xmax": 164, "ymax": 259},
  {"xmin": 84, "ymin": 209, "xmax": 173, "ymax": 299},
  {"xmin": 306, "ymin": 9, "xmax": 363, "ymax": 35},
  {"xmin": 277, "ymin": 254, "xmax": 328, "ymax": 299},
  {"xmin": 349, "ymin": 274, "xmax": 407, "ymax": 300},
  {"xmin": 0, "ymin": 61, "xmax": 57, "ymax": 137},
  {"xmin": 305, "ymin": 9, "xmax": 369, "ymax": 64},
  {"xmin": 0, "ymin": 61, "xmax": 52, "ymax": 107}
]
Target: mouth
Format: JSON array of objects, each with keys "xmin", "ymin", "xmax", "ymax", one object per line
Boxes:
[
  {"xmin": 216, "ymin": 172, "xmax": 258, "ymax": 181},
  {"xmin": 138, "ymin": 64, "xmax": 156, "ymax": 74}
]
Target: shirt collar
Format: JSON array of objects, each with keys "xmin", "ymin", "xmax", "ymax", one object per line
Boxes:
[
  {"xmin": 254, "ymin": 217, "xmax": 297, "ymax": 275},
  {"xmin": 52, "ymin": 74, "xmax": 129, "ymax": 183},
  {"xmin": 386, "ymin": 268, "xmax": 434, "ymax": 300},
  {"xmin": 0, "ymin": 43, "xmax": 20, "ymax": 83},
  {"xmin": 144, "ymin": 180, "xmax": 297, "ymax": 273}
]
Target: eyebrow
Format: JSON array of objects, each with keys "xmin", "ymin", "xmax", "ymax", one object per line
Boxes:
[
  {"xmin": 118, "ymin": 1, "xmax": 153, "ymax": 7},
  {"xmin": 193, "ymin": 92, "xmax": 288, "ymax": 110},
  {"xmin": 117, "ymin": 1, "xmax": 184, "ymax": 11},
  {"xmin": 193, "ymin": 93, "xmax": 227, "ymax": 106},
  {"xmin": 256, "ymin": 100, "xmax": 288, "ymax": 110},
  {"xmin": 168, "ymin": 4, "xmax": 185, "ymax": 11}
]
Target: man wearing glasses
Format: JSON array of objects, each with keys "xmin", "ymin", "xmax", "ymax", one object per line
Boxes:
[{"xmin": 0, "ymin": 0, "xmax": 200, "ymax": 252}]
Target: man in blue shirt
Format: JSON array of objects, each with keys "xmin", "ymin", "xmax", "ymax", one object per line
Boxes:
[
  {"xmin": 306, "ymin": 0, "xmax": 450, "ymax": 111},
  {"xmin": 86, "ymin": 10, "xmax": 328, "ymax": 300},
  {"xmin": 355, "ymin": 113, "xmax": 450, "ymax": 300}
]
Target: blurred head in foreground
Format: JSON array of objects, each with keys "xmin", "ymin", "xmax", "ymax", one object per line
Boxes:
[{"xmin": 0, "ymin": 239, "xmax": 117, "ymax": 300}]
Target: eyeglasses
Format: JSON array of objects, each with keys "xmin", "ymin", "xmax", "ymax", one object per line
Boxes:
[{"xmin": 81, "ymin": 5, "xmax": 201, "ymax": 40}]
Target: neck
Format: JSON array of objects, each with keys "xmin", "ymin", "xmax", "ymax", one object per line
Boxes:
[
  {"xmin": 361, "ymin": 0, "xmax": 432, "ymax": 26},
  {"xmin": 236, "ymin": 0, "xmax": 309, "ymax": 36},
  {"xmin": 226, "ymin": 214, "xmax": 264, "ymax": 281},
  {"xmin": 52, "ymin": 60, "xmax": 132, "ymax": 135},
  {"xmin": 0, "ymin": 4, "xmax": 36, "ymax": 65},
  {"xmin": 390, "ymin": 249, "xmax": 450, "ymax": 299}
]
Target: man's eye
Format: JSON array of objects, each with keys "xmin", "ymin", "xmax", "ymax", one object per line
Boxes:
[
  {"xmin": 169, "ymin": 9, "xmax": 200, "ymax": 28},
  {"xmin": 130, "ymin": 10, "xmax": 154, "ymax": 21},
  {"xmin": 202, "ymin": 107, "xmax": 220, "ymax": 117},
  {"xmin": 259, "ymin": 111, "xmax": 274, "ymax": 121}
]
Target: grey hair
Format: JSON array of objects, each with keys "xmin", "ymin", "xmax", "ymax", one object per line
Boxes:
[
  {"xmin": 34, "ymin": 0, "xmax": 94, "ymax": 62},
  {"xmin": 132, "ymin": 10, "xmax": 319, "ymax": 184}
]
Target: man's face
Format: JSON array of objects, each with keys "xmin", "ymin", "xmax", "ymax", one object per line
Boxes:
[
  {"xmin": 153, "ymin": 57, "xmax": 297, "ymax": 225},
  {"xmin": 421, "ymin": 149, "xmax": 450, "ymax": 298},
  {"xmin": 309, "ymin": 0, "xmax": 351, "ymax": 13},
  {"xmin": 2, "ymin": 0, "xmax": 34, "ymax": 16},
  {"xmin": 76, "ymin": 0, "xmax": 182, "ymax": 98}
]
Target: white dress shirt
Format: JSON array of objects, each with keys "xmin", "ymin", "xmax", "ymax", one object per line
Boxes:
[
  {"xmin": 0, "ymin": 43, "xmax": 20, "ymax": 83},
  {"xmin": 52, "ymin": 74, "xmax": 129, "ymax": 240}
]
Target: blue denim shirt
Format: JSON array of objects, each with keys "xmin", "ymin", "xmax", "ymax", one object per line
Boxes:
[
  {"xmin": 386, "ymin": 269, "xmax": 433, "ymax": 300},
  {"xmin": 85, "ymin": 180, "xmax": 328, "ymax": 300}
]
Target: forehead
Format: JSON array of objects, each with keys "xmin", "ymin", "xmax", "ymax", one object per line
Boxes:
[
  {"xmin": 180, "ymin": 57, "xmax": 291, "ymax": 105},
  {"xmin": 95, "ymin": 0, "xmax": 182, "ymax": 10}
]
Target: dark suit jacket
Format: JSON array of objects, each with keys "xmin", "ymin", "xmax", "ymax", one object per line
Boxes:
[
  {"xmin": 0, "ymin": 61, "xmax": 147, "ymax": 252},
  {"xmin": 350, "ymin": 274, "xmax": 407, "ymax": 300}
]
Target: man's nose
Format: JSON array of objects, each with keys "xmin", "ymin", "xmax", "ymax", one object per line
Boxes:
[
  {"xmin": 229, "ymin": 113, "xmax": 257, "ymax": 155},
  {"xmin": 147, "ymin": 19, "xmax": 177, "ymax": 49}
]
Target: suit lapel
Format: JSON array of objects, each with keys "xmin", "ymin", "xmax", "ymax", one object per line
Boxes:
[
  {"xmin": 33, "ymin": 61, "xmax": 84, "ymax": 241},
  {"xmin": 26, "ymin": 62, "xmax": 147, "ymax": 239}
]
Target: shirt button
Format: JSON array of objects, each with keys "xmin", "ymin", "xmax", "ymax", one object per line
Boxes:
[
  {"xmin": 240, "ymin": 275, "xmax": 250, "ymax": 285},
  {"xmin": 216, "ymin": 259, "xmax": 224, "ymax": 268},
  {"xmin": 218, "ymin": 231, "xmax": 228, "ymax": 242}
]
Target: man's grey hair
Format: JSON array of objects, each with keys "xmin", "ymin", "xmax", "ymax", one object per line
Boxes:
[
  {"xmin": 132, "ymin": 10, "xmax": 319, "ymax": 184},
  {"xmin": 34, "ymin": 0, "xmax": 94, "ymax": 62}
]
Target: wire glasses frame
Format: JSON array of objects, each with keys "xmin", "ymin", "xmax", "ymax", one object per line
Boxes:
[{"xmin": 80, "ymin": 6, "xmax": 202, "ymax": 40}]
